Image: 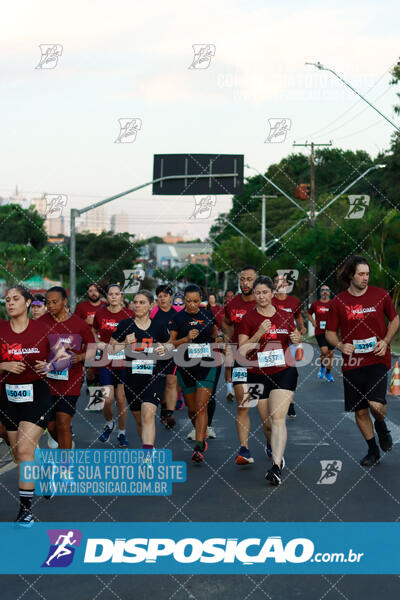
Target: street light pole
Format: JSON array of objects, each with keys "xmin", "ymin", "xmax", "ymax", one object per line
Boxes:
[
  {"xmin": 69, "ymin": 171, "xmax": 239, "ymax": 309},
  {"xmin": 305, "ymin": 62, "xmax": 400, "ymax": 133}
]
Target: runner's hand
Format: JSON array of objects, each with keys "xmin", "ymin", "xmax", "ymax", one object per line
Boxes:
[
  {"xmin": 155, "ymin": 343, "xmax": 165, "ymax": 356},
  {"xmin": 187, "ymin": 329, "xmax": 199, "ymax": 340},
  {"xmin": 3, "ymin": 361, "xmax": 26, "ymax": 374},
  {"xmin": 290, "ymin": 330, "xmax": 301, "ymax": 344},
  {"xmin": 97, "ymin": 341, "xmax": 106, "ymax": 350},
  {"xmin": 86, "ymin": 315, "xmax": 95, "ymax": 326},
  {"xmin": 300, "ymin": 326, "xmax": 307, "ymax": 335},
  {"xmin": 33, "ymin": 360, "xmax": 48, "ymax": 374},
  {"xmin": 257, "ymin": 319, "xmax": 271, "ymax": 336},
  {"xmin": 373, "ymin": 340, "xmax": 387, "ymax": 357},
  {"xmin": 125, "ymin": 333, "xmax": 136, "ymax": 345},
  {"xmin": 341, "ymin": 343, "xmax": 354, "ymax": 355}
]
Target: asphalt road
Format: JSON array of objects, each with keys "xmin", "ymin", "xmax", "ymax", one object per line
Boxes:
[{"xmin": 1, "ymin": 350, "xmax": 400, "ymax": 599}]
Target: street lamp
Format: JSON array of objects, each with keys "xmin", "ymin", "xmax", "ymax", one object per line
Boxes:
[{"xmin": 305, "ymin": 62, "xmax": 400, "ymax": 133}]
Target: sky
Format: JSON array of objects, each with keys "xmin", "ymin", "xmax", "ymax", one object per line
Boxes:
[{"xmin": 1, "ymin": 0, "xmax": 399, "ymax": 240}]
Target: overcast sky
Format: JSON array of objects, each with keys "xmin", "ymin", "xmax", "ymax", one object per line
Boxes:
[{"xmin": 1, "ymin": 0, "xmax": 399, "ymax": 239}]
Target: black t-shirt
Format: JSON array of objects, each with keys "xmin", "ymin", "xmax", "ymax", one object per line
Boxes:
[
  {"xmin": 151, "ymin": 307, "xmax": 177, "ymax": 343},
  {"xmin": 113, "ymin": 318, "xmax": 166, "ymax": 375},
  {"xmin": 169, "ymin": 308, "xmax": 217, "ymax": 364}
]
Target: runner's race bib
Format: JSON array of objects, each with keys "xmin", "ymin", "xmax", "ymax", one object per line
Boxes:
[
  {"xmin": 319, "ymin": 321, "xmax": 326, "ymax": 329},
  {"xmin": 131, "ymin": 360, "xmax": 154, "ymax": 375},
  {"xmin": 232, "ymin": 367, "xmax": 247, "ymax": 382},
  {"xmin": 257, "ymin": 349, "xmax": 286, "ymax": 368},
  {"xmin": 107, "ymin": 347, "xmax": 125, "ymax": 361},
  {"xmin": 353, "ymin": 336, "xmax": 377, "ymax": 354},
  {"xmin": 6, "ymin": 383, "xmax": 34, "ymax": 403},
  {"xmin": 47, "ymin": 369, "xmax": 69, "ymax": 381},
  {"xmin": 188, "ymin": 344, "xmax": 211, "ymax": 358}
]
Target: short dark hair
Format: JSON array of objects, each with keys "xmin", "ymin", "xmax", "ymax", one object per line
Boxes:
[
  {"xmin": 253, "ymin": 275, "xmax": 274, "ymax": 291},
  {"xmin": 33, "ymin": 293, "xmax": 46, "ymax": 303},
  {"xmin": 338, "ymin": 256, "xmax": 370, "ymax": 286},
  {"xmin": 156, "ymin": 284, "xmax": 173, "ymax": 297},
  {"xmin": 47, "ymin": 286, "xmax": 68, "ymax": 300},
  {"xmin": 184, "ymin": 284, "xmax": 202, "ymax": 297},
  {"xmin": 224, "ymin": 288, "xmax": 234, "ymax": 297},
  {"xmin": 240, "ymin": 265, "xmax": 258, "ymax": 275},
  {"xmin": 87, "ymin": 282, "xmax": 102, "ymax": 293}
]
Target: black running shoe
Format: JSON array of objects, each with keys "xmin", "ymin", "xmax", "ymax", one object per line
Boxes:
[
  {"xmin": 160, "ymin": 408, "xmax": 168, "ymax": 425},
  {"xmin": 15, "ymin": 506, "xmax": 34, "ymax": 526},
  {"xmin": 287, "ymin": 404, "xmax": 296, "ymax": 418},
  {"xmin": 360, "ymin": 450, "xmax": 380, "ymax": 467},
  {"xmin": 165, "ymin": 411, "xmax": 176, "ymax": 430},
  {"xmin": 374, "ymin": 421, "xmax": 393, "ymax": 452},
  {"xmin": 265, "ymin": 464, "xmax": 282, "ymax": 485}
]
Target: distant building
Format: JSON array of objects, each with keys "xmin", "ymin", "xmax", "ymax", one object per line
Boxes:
[
  {"xmin": 111, "ymin": 212, "xmax": 129, "ymax": 234},
  {"xmin": 77, "ymin": 206, "xmax": 108, "ymax": 234},
  {"xmin": 162, "ymin": 232, "xmax": 184, "ymax": 244}
]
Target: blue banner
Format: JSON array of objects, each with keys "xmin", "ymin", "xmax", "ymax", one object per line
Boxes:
[{"xmin": 0, "ymin": 522, "xmax": 398, "ymax": 574}]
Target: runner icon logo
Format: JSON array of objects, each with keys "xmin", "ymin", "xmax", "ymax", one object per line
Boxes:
[
  {"xmin": 265, "ymin": 119, "xmax": 291, "ymax": 143},
  {"xmin": 42, "ymin": 529, "xmax": 82, "ymax": 568},
  {"xmin": 188, "ymin": 44, "xmax": 216, "ymax": 70},
  {"xmin": 316, "ymin": 460, "xmax": 342, "ymax": 485},
  {"xmin": 35, "ymin": 44, "xmax": 63, "ymax": 69}
]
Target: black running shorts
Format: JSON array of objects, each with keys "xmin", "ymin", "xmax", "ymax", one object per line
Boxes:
[{"xmin": 343, "ymin": 363, "xmax": 388, "ymax": 412}]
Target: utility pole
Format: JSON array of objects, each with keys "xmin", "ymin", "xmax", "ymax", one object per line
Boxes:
[
  {"xmin": 251, "ymin": 193, "xmax": 278, "ymax": 252},
  {"xmin": 292, "ymin": 140, "xmax": 332, "ymax": 316}
]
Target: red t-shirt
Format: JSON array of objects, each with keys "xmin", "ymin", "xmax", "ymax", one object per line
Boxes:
[
  {"xmin": 239, "ymin": 308, "xmax": 295, "ymax": 375},
  {"xmin": 93, "ymin": 306, "xmax": 135, "ymax": 343},
  {"xmin": 74, "ymin": 300, "xmax": 102, "ymax": 322},
  {"xmin": 326, "ymin": 286, "xmax": 398, "ymax": 371},
  {"xmin": 225, "ymin": 294, "xmax": 257, "ymax": 343},
  {"xmin": 40, "ymin": 313, "xmax": 95, "ymax": 396},
  {"xmin": 308, "ymin": 300, "xmax": 331, "ymax": 335},
  {"xmin": 210, "ymin": 304, "xmax": 224, "ymax": 330},
  {"xmin": 0, "ymin": 319, "xmax": 50, "ymax": 384},
  {"xmin": 272, "ymin": 295, "xmax": 301, "ymax": 325}
]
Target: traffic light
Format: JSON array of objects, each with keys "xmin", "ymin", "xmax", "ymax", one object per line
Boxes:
[{"xmin": 295, "ymin": 183, "xmax": 310, "ymax": 200}]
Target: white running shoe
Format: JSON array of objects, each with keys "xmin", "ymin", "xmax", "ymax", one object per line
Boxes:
[
  {"xmin": 46, "ymin": 430, "xmax": 58, "ymax": 449},
  {"xmin": 187, "ymin": 428, "xmax": 196, "ymax": 440},
  {"xmin": 207, "ymin": 426, "xmax": 216, "ymax": 439}
]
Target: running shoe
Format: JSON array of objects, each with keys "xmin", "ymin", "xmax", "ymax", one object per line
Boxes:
[
  {"xmin": 191, "ymin": 450, "xmax": 204, "ymax": 464},
  {"xmin": 207, "ymin": 426, "xmax": 216, "ymax": 439},
  {"xmin": 325, "ymin": 372, "xmax": 334, "ymax": 383},
  {"xmin": 187, "ymin": 428, "xmax": 196, "ymax": 440},
  {"xmin": 265, "ymin": 464, "xmax": 282, "ymax": 485},
  {"xmin": 192, "ymin": 441, "xmax": 207, "ymax": 464},
  {"xmin": 46, "ymin": 429, "xmax": 58, "ymax": 449},
  {"xmin": 117, "ymin": 433, "xmax": 129, "ymax": 449},
  {"xmin": 165, "ymin": 411, "xmax": 176, "ymax": 430},
  {"xmin": 144, "ymin": 452, "xmax": 153, "ymax": 465},
  {"xmin": 374, "ymin": 421, "xmax": 393, "ymax": 452},
  {"xmin": 15, "ymin": 506, "xmax": 34, "ymax": 526},
  {"xmin": 226, "ymin": 392, "xmax": 234, "ymax": 402},
  {"xmin": 160, "ymin": 408, "xmax": 168, "ymax": 425},
  {"xmin": 265, "ymin": 442, "xmax": 272, "ymax": 458},
  {"xmin": 98, "ymin": 421, "xmax": 115, "ymax": 443},
  {"xmin": 280, "ymin": 456, "xmax": 286, "ymax": 471},
  {"xmin": 318, "ymin": 366, "xmax": 326, "ymax": 380},
  {"xmin": 360, "ymin": 450, "xmax": 380, "ymax": 467},
  {"xmin": 235, "ymin": 446, "xmax": 254, "ymax": 465},
  {"xmin": 287, "ymin": 404, "xmax": 296, "ymax": 418}
]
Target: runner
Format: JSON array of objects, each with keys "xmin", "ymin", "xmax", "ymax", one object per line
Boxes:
[
  {"xmin": 0, "ymin": 286, "xmax": 53, "ymax": 524},
  {"xmin": 168, "ymin": 284, "xmax": 222, "ymax": 463},
  {"xmin": 326, "ymin": 255, "xmax": 399, "ymax": 466},
  {"xmin": 222, "ymin": 266, "xmax": 258, "ymax": 463},
  {"xmin": 110, "ymin": 290, "xmax": 167, "ymax": 457},
  {"xmin": 150, "ymin": 284, "xmax": 180, "ymax": 430},
  {"xmin": 30, "ymin": 294, "xmax": 46, "ymax": 320},
  {"xmin": 40, "ymin": 286, "xmax": 95, "ymax": 449},
  {"xmin": 238, "ymin": 275, "xmax": 301, "ymax": 484},
  {"xmin": 74, "ymin": 282, "xmax": 103, "ymax": 325},
  {"xmin": 222, "ymin": 289, "xmax": 235, "ymax": 402},
  {"xmin": 307, "ymin": 285, "xmax": 335, "ymax": 382},
  {"xmin": 92, "ymin": 284, "xmax": 133, "ymax": 447},
  {"xmin": 272, "ymin": 273, "xmax": 306, "ymax": 418},
  {"xmin": 172, "ymin": 292, "xmax": 185, "ymax": 310}
]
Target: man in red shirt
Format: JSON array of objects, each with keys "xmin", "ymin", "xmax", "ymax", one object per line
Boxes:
[
  {"xmin": 272, "ymin": 273, "xmax": 306, "ymax": 417},
  {"xmin": 74, "ymin": 283, "xmax": 104, "ymax": 326},
  {"xmin": 308, "ymin": 285, "xmax": 335, "ymax": 382},
  {"xmin": 326, "ymin": 256, "xmax": 399, "ymax": 467},
  {"xmin": 222, "ymin": 266, "xmax": 257, "ymax": 464}
]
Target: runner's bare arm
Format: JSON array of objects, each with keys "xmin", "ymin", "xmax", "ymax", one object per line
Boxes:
[
  {"xmin": 325, "ymin": 330, "xmax": 354, "ymax": 355},
  {"xmin": 221, "ymin": 315, "xmax": 234, "ymax": 341},
  {"xmin": 374, "ymin": 315, "xmax": 400, "ymax": 356},
  {"xmin": 307, "ymin": 311, "xmax": 316, "ymax": 328}
]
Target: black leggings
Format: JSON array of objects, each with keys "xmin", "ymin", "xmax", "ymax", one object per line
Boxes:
[{"xmin": 207, "ymin": 365, "xmax": 222, "ymax": 426}]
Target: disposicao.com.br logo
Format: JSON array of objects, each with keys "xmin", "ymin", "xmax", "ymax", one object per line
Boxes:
[{"xmin": 82, "ymin": 536, "xmax": 363, "ymax": 566}]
